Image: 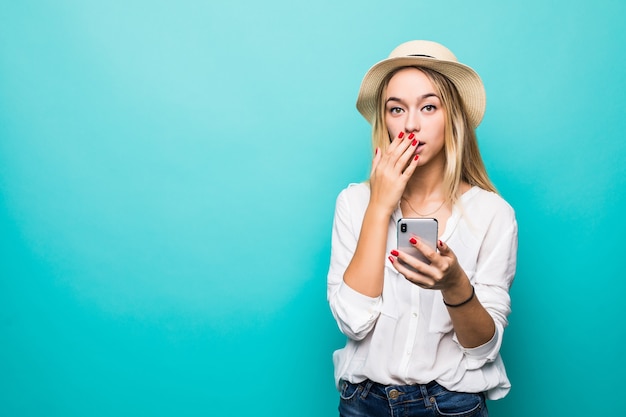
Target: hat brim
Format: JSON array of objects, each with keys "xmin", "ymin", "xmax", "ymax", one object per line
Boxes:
[{"xmin": 356, "ymin": 56, "xmax": 486, "ymax": 128}]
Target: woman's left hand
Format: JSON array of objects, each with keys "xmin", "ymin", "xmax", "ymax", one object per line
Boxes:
[
  {"xmin": 389, "ymin": 238, "xmax": 466, "ymax": 291},
  {"xmin": 390, "ymin": 237, "xmax": 497, "ymax": 348}
]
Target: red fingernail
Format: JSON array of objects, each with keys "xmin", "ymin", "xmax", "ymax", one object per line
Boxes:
[
  {"xmin": 398, "ymin": 132, "xmax": 404, "ymax": 139},
  {"xmin": 414, "ymin": 154, "xmax": 419, "ymax": 161},
  {"xmin": 408, "ymin": 133, "xmax": 415, "ymax": 139},
  {"xmin": 438, "ymin": 240, "xmax": 443, "ymax": 247},
  {"xmin": 390, "ymin": 249, "xmax": 399, "ymax": 256},
  {"xmin": 409, "ymin": 237, "xmax": 417, "ymax": 244},
  {"xmin": 411, "ymin": 139, "xmax": 417, "ymax": 146},
  {"xmin": 388, "ymin": 256, "xmax": 395, "ymax": 263},
  {"xmin": 375, "ymin": 148, "xmax": 378, "ymax": 155}
]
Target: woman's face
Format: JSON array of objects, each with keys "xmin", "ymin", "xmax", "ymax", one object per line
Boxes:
[{"xmin": 384, "ymin": 68, "xmax": 446, "ymax": 165}]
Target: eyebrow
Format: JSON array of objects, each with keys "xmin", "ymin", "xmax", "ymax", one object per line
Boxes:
[{"xmin": 386, "ymin": 93, "xmax": 439, "ymax": 104}]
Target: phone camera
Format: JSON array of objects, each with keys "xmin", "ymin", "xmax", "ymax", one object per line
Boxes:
[{"xmin": 400, "ymin": 223, "xmax": 407, "ymax": 233}]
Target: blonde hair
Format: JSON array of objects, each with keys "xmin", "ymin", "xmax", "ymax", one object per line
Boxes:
[{"xmin": 371, "ymin": 67, "xmax": 496, "ymax": 205}]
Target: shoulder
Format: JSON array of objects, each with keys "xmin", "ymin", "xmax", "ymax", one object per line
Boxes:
[
  {"xmin": 462, "ymin": 187, "xmax": 517, "ymax": 226},
  {"xmin": 333, "ymin": 182, "xmax": 371, "ymax": 224},
  {"xmin": 465, "ymin": 187, "xmax": 514, "ymax": 214},
  {"xmin": 336, "ymin": 182, "xmax": 371, "ymax": 206}
]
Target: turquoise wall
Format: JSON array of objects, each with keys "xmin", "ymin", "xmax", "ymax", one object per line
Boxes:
[{"xmin": 1, "ymin": 1, "xmax": 624, "ymax": 415}]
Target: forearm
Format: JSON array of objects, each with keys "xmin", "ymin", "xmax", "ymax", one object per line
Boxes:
[
  {"xmin": 343, "ymin": 205, "xmax": 391, "ymax": 297},
  {"xmin": 442, "ymin": 278, "xmax": 496, "ymax": 348}
]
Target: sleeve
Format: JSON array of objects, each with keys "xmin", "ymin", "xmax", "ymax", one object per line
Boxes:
[
  {"xmin": 327, "ymin": 187, "xmax": 382, "ymax": 341},
  {"xmin": 459, "ymin": 200, "xmax": 518, "ymax": 369}
]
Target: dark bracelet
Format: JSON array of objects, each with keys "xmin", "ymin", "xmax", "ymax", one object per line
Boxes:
[{"xmin": 443, "ymin": 285, "xmax": 475, "ymax": 308}]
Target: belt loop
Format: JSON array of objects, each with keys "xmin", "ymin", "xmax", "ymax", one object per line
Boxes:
[
  {"xmin": 420, "ymin": 383, "xmax": 433, "ymax": 409},
  {"xmin": 360, "ymin": 380, "xmax": 374, "ymax": 399}
]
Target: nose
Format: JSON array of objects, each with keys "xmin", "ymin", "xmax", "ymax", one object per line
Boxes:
[{"xmin": 404, "ymin": 109, "xmax": 420, "ymax": 134}]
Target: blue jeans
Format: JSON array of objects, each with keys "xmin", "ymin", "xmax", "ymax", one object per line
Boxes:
[{"xmin": 338, "ymin": 379, "xmax": 488, "ymax": 417}]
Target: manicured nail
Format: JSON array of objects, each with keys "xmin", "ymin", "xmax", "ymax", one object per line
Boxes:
[
  {"xmin": 411, "ymin": 139, "xmax": 417, "ymax": 146},
  {"xmin": 414, "ymin": 154, "xmax": 419, "ymax": 161},
  {"xmin": 409, "ymin": 237, "xmax": 418, "ymax": 245},
  {"xmin": 438, "ymin": 240, "xmax": 443, "ymax": 247},
  {"xmin": 388, "ymin": 256, "xmax": 395, "ymax": 263},
  {"xmin": 375, "ymin": 148, "xmax": 378, "ymax": 155},
  {"xmin": 408, "ymin": 133, "xmax": 415, "ymax": 139},
  {"xmin": 390, "ymin": 249, "xmax": 399, "ymax": 256},
  {"xmin": 398, "ymin": 132, "xmax": 404, "ymax": 139}
]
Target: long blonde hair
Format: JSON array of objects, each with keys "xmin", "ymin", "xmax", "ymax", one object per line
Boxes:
[{"xmin": 371, "ymin": 66, "xmax": 496, "ymax": 205}]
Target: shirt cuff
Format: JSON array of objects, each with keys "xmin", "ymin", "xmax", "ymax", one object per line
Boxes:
[
  {"xmin": 456, "ymin": 324, "xmax": 502, "ymax": 370},
  {"xmin": 338, "ymin": 281, "xmax": 381, "ymax": 313},
  {"xmin": 335, "ymin": 281, "xmax": 382, "ymax": 337}
]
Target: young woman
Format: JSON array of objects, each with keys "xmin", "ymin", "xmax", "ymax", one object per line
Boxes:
[{"xmin": 327, "ymin": 40, "xmax": 518, "ymax": 416}]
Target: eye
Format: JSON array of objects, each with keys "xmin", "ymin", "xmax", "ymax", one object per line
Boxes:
[
  {"xmin": 388, "ymin": 107, "xmax": 404, "ymax": 115},
  {"xmin": 422, "ymin": 104, "xmax": 437, "ymax": 112}
]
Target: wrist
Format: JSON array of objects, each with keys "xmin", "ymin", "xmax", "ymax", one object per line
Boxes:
[
  {"xmin": 443, "ymin": 285, "xmax": 475, "ymax": 308},
  {"xmin": 441, "ymin": 278, "xmax": 474, "ymax": 307},
  {"xmin": 365, "ymin": 201, "xmax": 396, "ymax": 220}
]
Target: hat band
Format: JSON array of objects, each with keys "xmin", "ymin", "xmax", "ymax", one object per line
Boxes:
[{"xmin": 407, "ymin": 54, "xmax": 435, "ymax": 58}]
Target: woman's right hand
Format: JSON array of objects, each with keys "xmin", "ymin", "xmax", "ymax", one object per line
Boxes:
[
  {"xmin": 343, "ymin": 132, "xmax": 419, "ymax": 297},
  {"xmin": 369, "ymin": 131, "xmax": 420, "ymax": 215}
]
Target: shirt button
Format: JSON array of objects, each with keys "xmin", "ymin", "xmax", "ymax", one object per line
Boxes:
[{"xmin": 412, "ymin": 312, "xmax": 418, "ymax": 318}]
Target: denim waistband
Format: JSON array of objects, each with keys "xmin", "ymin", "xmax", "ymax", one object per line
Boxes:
[
  {"xmin": 339, "ymin": 378, "xmax": 488, "ymax": 416},
  {"xmin": 366, "ymin": 379, "xmax": 439, "ymax": 390},
  {"xmin": 346, "ymin": 379, "xmax": 442, "ymax": 401}
]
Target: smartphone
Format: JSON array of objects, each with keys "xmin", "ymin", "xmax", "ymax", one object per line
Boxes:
[{"xmin": 396, "ymin": 218, "xmax": 438, "ymax": 270}]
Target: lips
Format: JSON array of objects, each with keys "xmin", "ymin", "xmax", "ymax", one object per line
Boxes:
[{"xmin": 415, "ymin": 142, "xmax": 426, "ymax": 153}]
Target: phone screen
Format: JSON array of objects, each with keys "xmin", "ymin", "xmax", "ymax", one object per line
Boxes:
[{"xmin": 396, "ymin": 218, "xmax": 438, "ymax": 269}]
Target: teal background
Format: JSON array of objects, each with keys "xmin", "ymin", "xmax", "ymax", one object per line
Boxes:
[{"xmin": 1, "ymin": 0, "xmax": 624, "ymax": 415}]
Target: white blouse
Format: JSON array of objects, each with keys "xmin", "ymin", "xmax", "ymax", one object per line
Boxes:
[{"xmin": 327, "ymin": 183, "xmax": 518, "ymax": 400}]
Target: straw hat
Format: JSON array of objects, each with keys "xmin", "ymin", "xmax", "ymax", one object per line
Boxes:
[{"xmin": 356, "ymin": 40, "xmax": 486, "ymax": 128}]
